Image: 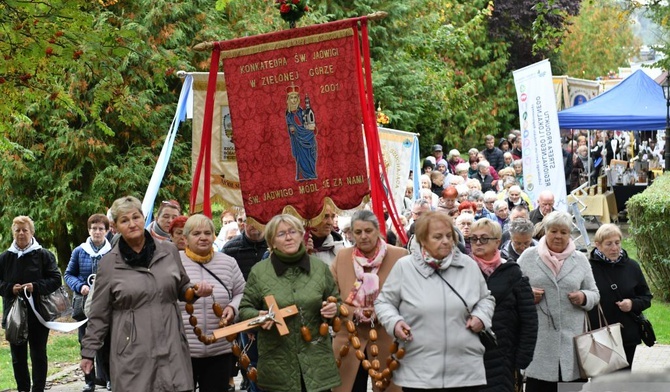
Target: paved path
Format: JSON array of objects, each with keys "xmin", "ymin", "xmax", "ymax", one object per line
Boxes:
[{"xmin": 4, "ymin": 344, "xmax": 667, "ymax": 392}]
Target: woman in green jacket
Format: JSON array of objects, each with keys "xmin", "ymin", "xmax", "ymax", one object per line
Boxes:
[{"xmin": 239, "ymin": 214, "xmax": 341, "ymax": 392}]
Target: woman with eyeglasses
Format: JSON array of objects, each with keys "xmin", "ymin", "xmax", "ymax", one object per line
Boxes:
[
  {"xmin": 148, "ymin": 199, "xmax": 182, "ymax": 241},
  {"xmin": 238, "ymin": 214, "xmax": 341, "ymax": 392},
  {"xmin": 375, "ymin": 211, "xmax": 495, "ymax": 391},
  {"xmin": 178, "ymin": 214, "xmax": 245, "ymax": 392},
  {"xmin": 470, "ymin": 218, "xmax": 537, "ymax": 392},
  {"xmin": 517, "ymin": 211, "xmax": 599, "ymax": 392}
]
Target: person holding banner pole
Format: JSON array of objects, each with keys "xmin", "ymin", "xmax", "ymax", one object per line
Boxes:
[{"xmin": 1, "ymin": 216, "xmax": 62, "ymax": 392}]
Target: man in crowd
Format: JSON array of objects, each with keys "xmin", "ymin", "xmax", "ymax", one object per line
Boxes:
[
  {"xmin": 482, "ymin": 134, "xmax": 505, "ymax": 171},
  {"xmin": 529, "ymin": 190, "xmax": 555, "ymax": 225}
]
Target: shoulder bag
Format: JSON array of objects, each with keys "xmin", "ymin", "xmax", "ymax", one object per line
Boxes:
[
  {"xmin": 574, "ymin": 304, "xmax": 629, "ymax": 378},
  {"xmin": 602, "ymin": 268, "xmax": 655, "ymax": 347},
  {"xmin": 38, "ymin": 285, "xmax": 71, "ymax": 321},
  {"xmin": 83, "ymin": 274, "xmax": 96, "ymax": 317},
  {"xmin": 433, "ymin": 270, "xmax": 497, "ymax": 349}
]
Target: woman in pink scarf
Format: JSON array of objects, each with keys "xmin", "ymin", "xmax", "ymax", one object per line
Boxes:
[
  {"xmin": 517, "ymin": 211, "xmax": 600, "ymax": 392},
  {"xmin": 470, "ymin": 218, "xmax": 537, "ymax": 392},
  {"xmin": 330, "ymin": 210, "xmax": 408, "ymax": 392}
]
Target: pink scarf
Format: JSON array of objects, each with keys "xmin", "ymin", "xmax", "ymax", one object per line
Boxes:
[
  {"xmin": 537, "ymin": 236, "xmax": 575, "ymax": 276},
  {"xmin": 472, "ymin": 250, "xmax": 502, "ymax": 277},
  {"xmin": 345, "ymin": 239, "xmax": 387, "ymax": 323}
]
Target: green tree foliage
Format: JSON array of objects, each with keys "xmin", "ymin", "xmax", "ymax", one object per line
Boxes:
[
  {"xmin": 629, "ymin": 0, "xmax": 670, "ymax": 70},
  {"xmin": 559, "ymin": 0, "xmax": 638, "ymax": 79}
]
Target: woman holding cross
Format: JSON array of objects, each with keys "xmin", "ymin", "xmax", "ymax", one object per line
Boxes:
[{"xmin": 238, "ymin": 214, "xmax": 341, "ymax": 392}]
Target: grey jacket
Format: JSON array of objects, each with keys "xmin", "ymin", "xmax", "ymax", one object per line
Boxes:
[
  {"xmin": 517, "ymin": 247, "xmax": 600, "ymax": 382},
  {"xmin": 374, "ymin": 248, "xmax": 495, "ymax": 389}
]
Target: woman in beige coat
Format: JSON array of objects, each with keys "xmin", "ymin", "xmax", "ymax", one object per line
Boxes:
[
  {"xmin": 331, "ymin": 210, "xmax": 408, "ymax": 392},
  {"xmin": 80, "ymin": 196, "xmax": 213, "ymax": 391}
]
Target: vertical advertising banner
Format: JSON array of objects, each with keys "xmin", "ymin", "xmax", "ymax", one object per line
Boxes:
[
  {"xmin": 219, "ymin": 23, "xmax": 369, "ymax": 224},
  {"xmin": 378, "ymin": 127, "xmax": 417, "ymax": 214},
  {"xmin": 513, "ymin": 60, "xmax": 567, "ymax": 211}
]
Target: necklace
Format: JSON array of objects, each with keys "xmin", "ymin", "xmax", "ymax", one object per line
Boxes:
[{"xmin": 184, "ymin": 285, "xmax": 228, "ymax": 345}]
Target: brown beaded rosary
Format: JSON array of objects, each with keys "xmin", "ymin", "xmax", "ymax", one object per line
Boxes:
[
  {"xmin": 184, "ymin": 285, "xmax": 230, "ymax": 345},
  {"xmin": 333, "ymin": 301, "xmax": 406, "ymax": 391}
]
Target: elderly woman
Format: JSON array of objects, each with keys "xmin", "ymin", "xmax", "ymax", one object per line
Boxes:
[
  {"xmin": 330, "ymin": 210, "xmax": 409, "ymax": 392},
  {"xmin": 169, "ymin": 215, "xmax": 189, "ymax": 251},
  {"xmin": 455, "ymin": 213, "xmax": 474, "ymax": 256},
  {"xmin": 375, "ymin": 211, "xmax": 495, "ymax": 391},
  {"xmin": 500, "ymin": 218, "xmax": 536, "ymax": 262},
  {"xmin": 517, "ymin": 211, "xmax": 600, "ymax": 392},
  {"xmin": 213, "ymin": 221, "xmax": 241, "ymax": 252},
  {"xmin": 502, "ymin": 185, "xmax": 530, "ymax": 211},
  {"xmin": 588, "ymin": 224, "xmax": 652, "ymax": 368},
  {"xmin": 179, "ymin": 214, "xmax": 246, "ymax": 392},
  {"xmin": 470, "ymin": 219, "xmax": 537, "ymax": 392},
  {"xmin": 492, "ymin": 200, "xmax": 510, "ymax": 233},
  {"xmin": 512, "ymin": 160, "xmax": 524, "ymax": 189},
  {"xmin": 238, "ymin": 214, "xmax": 341, "ymax": 392},
  {"xmin": 437, "ymin": 186, "xmax": 459, "ymax": 215},
  {"xmin": 80, "ymin": 196, "xmax": 213, "ymax": 392},
  {"xmin": 65, "ymin": 213, "xmax": 113, "ymax": 392},
  {"xmin": 1, "ymin": 216, "xmax": 62, "ymax": 392},
  {"xmin": 148, "ymin": 199, "xmax": 182, "ymax": 241}
]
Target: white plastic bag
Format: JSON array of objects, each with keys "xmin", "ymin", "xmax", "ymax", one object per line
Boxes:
[{"xmin": 5, "ymin": 297, "xmax": 28, "ymax": 344}]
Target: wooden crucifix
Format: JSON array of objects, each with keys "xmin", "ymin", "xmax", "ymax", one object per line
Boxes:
[{"xmin": 212, "ymin": 295, "xmax": 298, "ymax": 339}]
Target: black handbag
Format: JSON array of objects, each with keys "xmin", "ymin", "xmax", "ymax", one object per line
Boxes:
[
  {"xmin": 38, "ymin": 286, "xmax": 71, "ymax": 321},
  {"xmin": 72, "ymin": 293, "xmax": 87, "ymax": 321},
  {"xmin": 632, "ymin": 312, "xmax": 656, "ymax": 347},
  {"xmin": 433, "ymin": 270, "xmax": 498, "ymax": 349}
]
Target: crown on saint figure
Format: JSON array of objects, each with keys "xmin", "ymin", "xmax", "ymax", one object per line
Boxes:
[{"xmin": 286, "ymin": 83, "xmax": 300, "ymax": 94}]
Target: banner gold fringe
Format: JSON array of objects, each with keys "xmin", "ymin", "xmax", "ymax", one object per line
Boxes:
[{"xmin": 221, "ymin": 29, "xmax": 353, "ymax": 60}]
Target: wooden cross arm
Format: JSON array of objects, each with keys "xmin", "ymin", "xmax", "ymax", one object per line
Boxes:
[{"xmin": 212, "ymin": 295, "xmax": 298, "ymax": 339}]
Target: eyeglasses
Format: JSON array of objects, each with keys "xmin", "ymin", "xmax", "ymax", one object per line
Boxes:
[
  {"xmin": 237, "ymin": 218, "xmax": 246, "ymax": 223},
  {"xmin": 470, "ymin": 236, "xmax": 498, "ymax": 244},
  {"xmin": 276, "ymin": 229, "xmax": 299, "ymax": 239}
]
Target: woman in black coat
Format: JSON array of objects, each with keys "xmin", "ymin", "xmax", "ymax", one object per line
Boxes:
[
  {"xmin": 0, "ymin": 216, "xmax": 62, "ymax": 392},
  {"xmin": 588, "ymin": 224, "xmax": 652, "ymax": 368},
  {"xmin": 470, "ymin": 218, "xmax": 538, "ymax": 392}
]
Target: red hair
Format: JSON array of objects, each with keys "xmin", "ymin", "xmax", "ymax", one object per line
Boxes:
[{"xmin": 458, "ymin": 200, "xmax": 477, "ymax": 213}]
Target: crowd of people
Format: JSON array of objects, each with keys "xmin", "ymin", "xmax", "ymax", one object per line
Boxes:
[{"xmin": 0, "ymin": 129, "xmax": 657, "ymax": 392}]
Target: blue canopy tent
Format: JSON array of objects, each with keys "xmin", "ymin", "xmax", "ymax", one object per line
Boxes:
[{"xmin": 558, "ymin": 69, "xmax": 668, "ymax": 131}]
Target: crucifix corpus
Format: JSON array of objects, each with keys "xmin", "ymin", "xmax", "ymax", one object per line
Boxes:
[{"xmin": 213, "ymin": 295, "xmax": 298, "ymax": 339}]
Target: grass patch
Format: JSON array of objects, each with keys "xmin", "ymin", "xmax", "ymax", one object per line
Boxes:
[{"xmin": 0, "ymin": 301, "xmax": 81, "ymax": 391}]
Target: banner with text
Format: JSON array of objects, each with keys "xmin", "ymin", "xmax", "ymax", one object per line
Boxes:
[
  {"xmin": 219, "ymin": 21, "xmax": 369, "ymax": 224},
  {"xmin": 513, "ymin": 60, "xmax": 567, "ymax": 211}
]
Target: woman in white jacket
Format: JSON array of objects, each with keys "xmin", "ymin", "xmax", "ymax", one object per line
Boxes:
[
  {"xmin": 375, "ymin": 211, "xmax": 495, "ymax": 391},
  {"xmin": 518, "ymin": 211, "xmax": 599, "ymax": 392}
]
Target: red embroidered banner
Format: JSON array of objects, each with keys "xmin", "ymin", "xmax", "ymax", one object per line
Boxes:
[{"xmin": 218, "ymin": 21, "xmax": 369, "ymax": 225}]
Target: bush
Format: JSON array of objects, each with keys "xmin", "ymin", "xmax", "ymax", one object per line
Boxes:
[{"xmin": 628, "ymin": 173, "xmax": 670, "ymax": 301}]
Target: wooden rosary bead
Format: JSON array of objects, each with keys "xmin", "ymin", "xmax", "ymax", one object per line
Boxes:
[
  {"xmin": 389, "ymin": 359, "xmax": 399, "ymax": 371},
  {"xmin": 332, "ymin": 317, "xmax": 342, "ymax": 332},
  {"xmin": 355, "ymin": 349, "xmax": 365, "ymax": 361},
  {"xmin": 185, "ymin": 303, "xmax": 194, "ymax": 314},
  {"xmin": 212, "ymin": 303, "xmax": 224, "ymax": 318},
  {"xmin": 374, "ymin": 372, "xmax": 383, "ymax": 381},
  {"xmin": 327, "ymin": 296, "xmax": 338, "ymax": 303},
  {"xmin": 319, "ymin": 322, "xmax": 329, "ymax": 336},
  {"xmin": 232, "ymin": 343, "xmax": 241, "ymax": 357},
  {"xmin": 218, "ymin": 319, "xmax": 227, "ymax": 328},
  {"xmin": 386, "ymin": 356, "xmax": 393, "ymax": 367},
  {"xmin": 300, "ymin": 326, "xmax": 312, "ymax": 342},
  {"xmin": 396, "ymin": 347, "xmax": 406, "ymax": 359},
  {"xmin": 368, "ymin": 369, "xmax": 377, "ymax": 378},
  {"xmin": 350, "ymin": 336, "xmax": 361, "ymax": 349},
  {"xmin": 225, "ymin": 333, "xmax": 237, "ymax": 342},
  {"xmin": 240, "ymin": 353, "xmax": 251, "ymax": 369},
  {"xmin": 370, "ymin": 344, "xmax": 379, "ymax": 357},
  {"xmin": 339, "ymin": 344, "xmax": 350, "ymax": 357},
  {"xmin": 193, "ymin": 327, "xmax": 202, "ymax": 337},
  {"xmin": 345, "ymin": 320, "xmax": 356, "ymax": 334},
  {"xmin": 375, "ymin": 381, "xmax": 384, "ymax": 389},
  {"xmin": 368, "ymin": 329, "xmax": 378, "ymax": 342},
  {"xmin": 362, "ymin": 359, "xmax": 371, "ymax": 370},
  {"xmin": 247, "ymin": 367, "xmax": 257, "ymax": 382},
  {"xmin": 390, "ymin": 341, "xmax": 398, "ymax": 354},
  {"xmin": 198, "ymin": 335, "xmax": 207, "ymax": 343},
  {"xmin": 381, "ymin": 368, "xmax": 391, "ymax": 379},
  {"xmin": 339, "ymin": 304, "xmax": 350, "ymax": 317},
  {"xmin": 184, "ymin": 288, "xmax": 195, "ymax": 303},
  {"xmin": 189, "ymin": 316, "xmax": 197, "ymax": 327},
  {"xmin": 371, "ymin": 359, "xmax": 380, "ymax": 370}
]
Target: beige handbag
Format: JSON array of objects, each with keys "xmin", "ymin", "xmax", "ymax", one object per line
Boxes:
[{"xmin": 574, "ymin": 304, "xmax": 629, "ymax": 378}]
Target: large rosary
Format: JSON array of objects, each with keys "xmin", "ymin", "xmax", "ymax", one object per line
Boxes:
[{"xmin": 184, "ymin": 284, "xmax": 229, "ymax": 345}]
